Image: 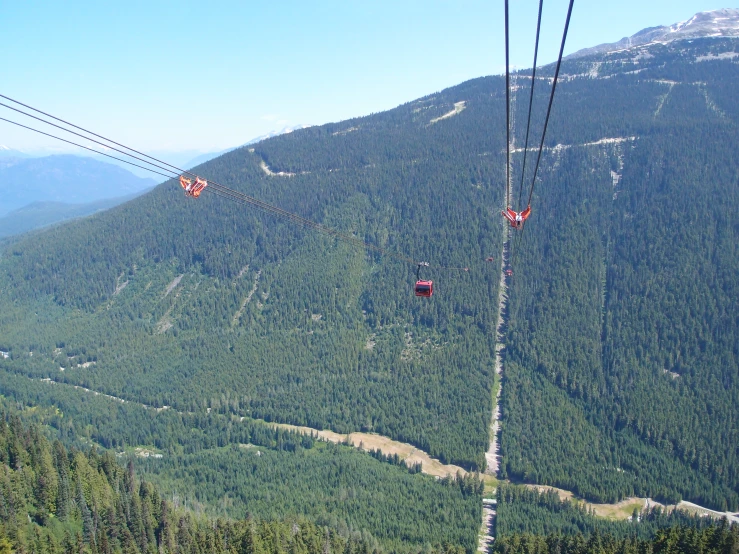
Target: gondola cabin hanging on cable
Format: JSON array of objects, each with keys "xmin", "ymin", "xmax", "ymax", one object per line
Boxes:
[
  {"xmin": 502, "ymin": 205, "xmax": 531, "ymax": 229},
  {"xmin": 180, "ymin": 175, "xmax": 208, "ymax": 198},
  {"xmin": 415, "ymin": 280, "xmax": 433, "ymax": 297},
  {"xmin": 415, "ymin": 262, "xmax": 433, "ymax": 297}
]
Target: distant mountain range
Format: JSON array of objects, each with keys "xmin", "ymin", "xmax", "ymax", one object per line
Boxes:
[
  {"xmin": 0, "ymin": 145, "xmax": 31, "ymax": 158},
  {"xmin": 0, "ymin": 125, "xmax": 310, "ymax": 232},
  {"xmin": 0, "ymin": 192, "xmax": 148, "ymax": 238},
  {"xmin": 0, "ymin": 155, "xmax": 156, "ymax": 216},
  {"xmin": 567, "ymin": 8, "xmax": 739, "ymax": 59}
]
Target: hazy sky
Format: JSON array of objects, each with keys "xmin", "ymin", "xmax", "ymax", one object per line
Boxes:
[{"xmin": 0, "ymin": 1, "xmax": 726, "ymax": 155}]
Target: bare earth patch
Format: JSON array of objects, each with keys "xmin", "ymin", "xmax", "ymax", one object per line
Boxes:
[
  {"xmin": 269, "ymin": 422, "xmax": 468, "ymax": 479},
  {"xmin": 365, "ymin": 334, "xmax": 376, "ymax": 350},
  {"xmin": 260, "ymin": 160, "xmax": 296, "ymax": 177},
  {"xmin": 332, "ymin": 126, "xmax": 359, "ymax": 136},
  {"xmin": 164, "ymin": 274, "xmax": 184, "ymax": 297},
  {"xmin": 113, "ymin": 272, "xmax": 129, "ymax": 296}
]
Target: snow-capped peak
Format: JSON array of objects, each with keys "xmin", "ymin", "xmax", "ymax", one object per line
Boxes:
[
  {"xmin": 567, "ymin": 8, "xmax": 739, "ymax": 60},
  {"xmin": 666, "ymin": 8, "xmax": 739, "ymax": 36}
]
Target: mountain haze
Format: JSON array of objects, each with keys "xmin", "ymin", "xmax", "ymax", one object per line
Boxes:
[{"xmin": 0, "ymin": 155, "xmax": 156, "ymax": 216}]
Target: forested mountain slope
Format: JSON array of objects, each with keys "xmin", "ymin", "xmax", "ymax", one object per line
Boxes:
[
  {"xmin": 0, "ymin": 28, "xmax": 737, "ymax": 524},
  {"xmin": 0, "ymin": 371, "xmax": 483, "ymax": 552},
  {"xmin": 0, "ymin": 77, "xmax": 505, "ymax": 472},
  {"xmin": 501, "ymin": 36, "xmax": 739, "ymax": 511}
]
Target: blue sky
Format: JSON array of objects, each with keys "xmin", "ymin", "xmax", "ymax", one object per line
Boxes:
[{"xmin": 0, "ymin": 1, "xmax": 726, "ymax": 154}]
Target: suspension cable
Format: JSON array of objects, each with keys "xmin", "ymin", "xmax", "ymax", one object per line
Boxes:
[
  {"xmin": 0, "ymin": 102, "xmax": 184, "ymax": 179},
  {"xmin": 516, "ymin": 0, "xmax": 544, "ymax": 210},
  {"xmin": 0, "ymin": 93, "xmax": 187, "ymax": 178},
  {"xmin": 509, "ymin": 0, "xmax": 575, "ymax": 275},
  {"xmin": 526, "ymin": 0, "xmax": 574, "ymax": 209},
  {"xmin": 0, "ymin": 100, "xmax": 469, "ymax": 272},
  {"xmin": 0, "ymin": 117, "xmax": 176, "ymax": 180},
  {"xmin": 504, "ymin": 0, "xmax": 511, "ymax": 209}
]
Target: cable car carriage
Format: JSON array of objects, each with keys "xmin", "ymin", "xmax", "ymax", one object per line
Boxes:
[
  {"xmin": 502, "ymin": 205, "xmax": 531, "ymax": 229},
  {"xmin": 180, "ymin": 175, "xmax": 208, "ymax": 198},
  {"xmin": 415, "ymin": 262, "xmax": 433, "ymax": 297}
]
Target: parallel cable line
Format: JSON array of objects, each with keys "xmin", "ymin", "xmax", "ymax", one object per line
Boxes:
[
  {"xmin": 509, "ymin": 0, "xmax": 575, "ymax": 274},
  {"xmin": 516, "ymin": 0, "xmax": 545, "ymax": 210},
  {"xmin": 0, "ymin": 116, "xmax": 176, "ymax": 180},
  {"xmin": 504, "ymin": 0, "xmax": 512, "ymax": 209},
  {"xmin": 526, "ymin": 0, "xmax": 575, "ymax": 209},
  {"xmin": 0, "ymin": 93, "xmax": 188, "ymax": 178},
  {"xmin": 0, "ymin": 101, "xmax": 181, "ymax": 178}
]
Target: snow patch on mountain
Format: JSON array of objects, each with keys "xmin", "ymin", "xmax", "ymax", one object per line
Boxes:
[{"xmin": 696, "ymin": 50, "xmax": 739, "ymax": 61}]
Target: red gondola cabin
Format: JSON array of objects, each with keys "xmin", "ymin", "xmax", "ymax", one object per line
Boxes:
[{"xmin": 415, "ymin": 280, "xmax": 433, "ymax": 297}]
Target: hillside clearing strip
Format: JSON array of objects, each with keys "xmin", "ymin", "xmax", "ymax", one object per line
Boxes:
[
  {"xmin": 524, "ymin": 484, "xmax": 739, "ymax": 523},
  {"xmin": 26, "ymin": 376, "xmax": 735, "ymax": 525},
  {"xmin": 232, "ymin": 269, "xmax": 261, "ymax": 326},
  {"xmin": 429, "ymin": 101, "xmax": 466, "ymax": 125},
  {"xmin": 164, "ymin": 274, "xmax": 183, "ymax": 297},
  {"xmin": 25, "ymin": 376, "xmax": 468, "ymax": 479},
  {"xmin": 259, "ymin": 160, "xmax": 296, "ymax": 177}
]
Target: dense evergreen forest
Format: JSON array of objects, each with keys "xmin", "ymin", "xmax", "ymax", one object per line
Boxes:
[
  {"xmin": 0, "ymin": 412, "xmax": 406, "ymax": 554},
  {"xmin": 0, "ymin": 73, "xmax": 505, "ymax": 471},
  {"xmin": 0, "ymin": 372, "xmax": 482, "ymax": 552},
  {"xmin": 0, "ymin": 29, "xmax": 738, "ymax": 543},
  {"xmin": 491, "ymin": 524, "xmax": 739, "ymax": 554}
]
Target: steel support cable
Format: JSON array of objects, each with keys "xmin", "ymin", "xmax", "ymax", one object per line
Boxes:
[
  {"xmin": 510, "ymin": 0, "xmax": 574, "ymax": 273},
  {"xmin": 0, "ymin": 102, "xmax": 468, "ymax": 272},
  {"xmin": 504, "ymin": 0, "xmax": 512, "ymax": 208},
  {"xmin": 0, "ymin": 93, "xmax": 190, "ymax": 179},
  {"xmin": 526, "ymin": 0, "xmax": 574, "ymax": 209},
  {"xmin": 0, "ymin": 116, "xmax": 177, "ymax": 180},
  {"xmin": 516, "ymin": 0, "xmax": 545, "ymax": 210},
  {"xmin": 0, "ymin": 101, "xmax": 184, "ymax": 179},
  {"xmin": 206, "ymin": 183, "xmax": 409, "ymax": 260},
  {"xmin": 207, "ymin": 183, "xmax": 408, "ymax": 257}
]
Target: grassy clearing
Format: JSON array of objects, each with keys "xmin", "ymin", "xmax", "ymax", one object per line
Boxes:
[{"xmin": 525, "ymin": 485, "xmax": 650, "ymax": 520}]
